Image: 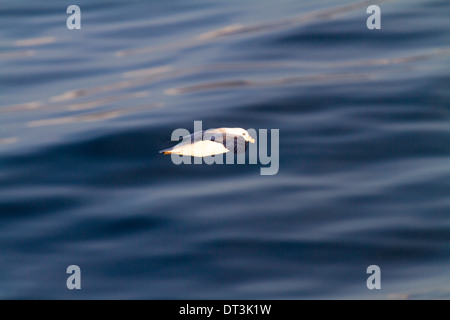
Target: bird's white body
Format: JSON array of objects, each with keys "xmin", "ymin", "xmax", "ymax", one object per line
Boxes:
[{"xmin": 167, "ymin": 139, "xmax": 230, "ymax": 157}]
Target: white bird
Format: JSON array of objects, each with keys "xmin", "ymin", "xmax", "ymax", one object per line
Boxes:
[{"xmin": 159, "ymin": 128, "xmax": 255, "ymax": 157}]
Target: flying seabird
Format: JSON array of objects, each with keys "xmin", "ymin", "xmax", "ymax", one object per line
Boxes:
[{"xmin": 159, "ymin": 128, "xmax": 255, "ymax": 157}]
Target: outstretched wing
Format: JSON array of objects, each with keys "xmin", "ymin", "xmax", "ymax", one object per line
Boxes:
[
  {"xmin": 221, "ymin": 135, "xmax": 248, "ymax": 154},
  {"xmin": 202, "ymin": 130, "xmax": 248, "ymax": 154}
]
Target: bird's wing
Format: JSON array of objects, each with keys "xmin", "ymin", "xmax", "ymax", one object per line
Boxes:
[
  {"xmin": 203, "ymin": 130, "xmax": 248, "ymax": 154},
  {"xmin": 221, "ymin": 135, "xmax": 248, "ymax": 154}
]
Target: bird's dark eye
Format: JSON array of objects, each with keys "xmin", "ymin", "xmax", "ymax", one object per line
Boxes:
[{"xmin": 243, "ymin": 133, "xmax": 246, "ymax": 136}]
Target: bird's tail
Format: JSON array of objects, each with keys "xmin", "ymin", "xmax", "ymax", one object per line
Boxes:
[
  {"xmin": 159, "ymin": 149, "xmax": 171, "ymax": 154},
  {"xmin": 159, "ymin": 148, "xmax": 173, "ymax": 155}
]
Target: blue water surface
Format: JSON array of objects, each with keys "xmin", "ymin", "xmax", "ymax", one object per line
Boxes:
[{"xmin": 0, "ymin": 0, "xmax": 449, "ymax": 299}]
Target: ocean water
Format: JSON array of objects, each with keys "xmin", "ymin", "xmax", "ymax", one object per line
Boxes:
[{"xmin": 0, "ymin": 0, "xmax": 449, "ymax": 299}]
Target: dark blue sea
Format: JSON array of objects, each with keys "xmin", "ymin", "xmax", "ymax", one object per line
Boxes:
[{"xmin": 0, "ymin": 0, "xmax": 449, "ymax": 299}]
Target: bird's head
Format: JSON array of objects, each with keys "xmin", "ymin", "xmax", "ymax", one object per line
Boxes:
[{"xmin": 226, "ymin": 128, "xmax": 255, "ymax": 143}]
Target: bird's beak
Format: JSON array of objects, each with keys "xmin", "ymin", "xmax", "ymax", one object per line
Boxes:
[{"xmin": 249, "ymin": 137, "xmax": 255, "ymax": 143}]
